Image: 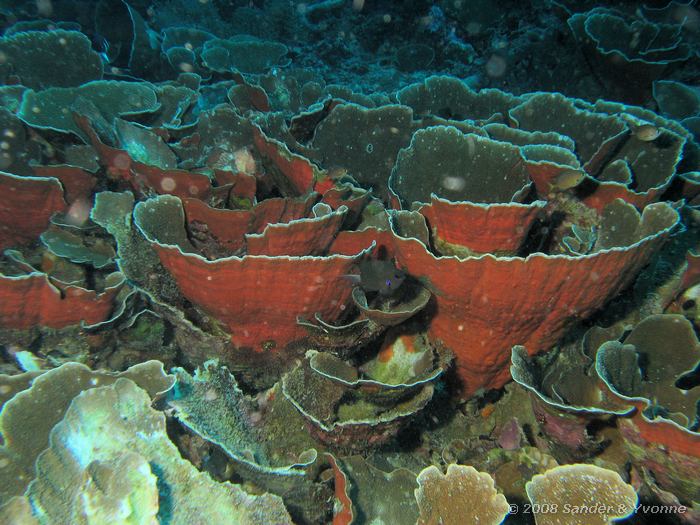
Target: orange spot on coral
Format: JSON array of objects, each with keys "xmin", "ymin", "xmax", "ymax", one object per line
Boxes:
[
  {"xmin": 378, "ymin": 346, "xmax": 394, "ymax": 363},
  {"xmin": 481, "ymin": 404, "xmax": 496, "ymax": 419},
  {"xmin": 399, "ymin": 334, "xmax": 417, "ymax": 352}
]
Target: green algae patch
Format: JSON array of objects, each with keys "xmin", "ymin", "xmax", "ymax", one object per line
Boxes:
[
  {"xmin": 168, "ymin": 363, "xmax": 318, "ymax": 475},
  {"xmin": 167, "ymin": 363, "xmax": 329, "ymax": 524},
  {"xmin": 359, "ymin": 332, "xmax": 436, "ymax": 386}
]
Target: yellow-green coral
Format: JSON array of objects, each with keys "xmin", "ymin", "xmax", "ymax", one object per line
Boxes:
[
  {"xmin": 0, "ymin": 361, "xmax": 174, "ymax": 504},
  {"xmin": 4, "ymin": 378, "xmax": 292, "ymax": 525}
]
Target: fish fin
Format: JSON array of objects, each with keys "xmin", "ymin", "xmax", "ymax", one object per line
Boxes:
[{"xmin": 339, "ymin": 274, "xmax": 362, "ymax": 286}]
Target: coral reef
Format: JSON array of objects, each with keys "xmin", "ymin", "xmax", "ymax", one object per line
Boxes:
[{"xmin": 1, "ymin": 0, "xmax": 699, "ymax": 523}]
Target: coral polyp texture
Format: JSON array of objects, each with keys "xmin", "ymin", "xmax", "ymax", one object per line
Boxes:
[{"xmin": 1, "ymin": 0, "xmax": 699, "ymax": 523}]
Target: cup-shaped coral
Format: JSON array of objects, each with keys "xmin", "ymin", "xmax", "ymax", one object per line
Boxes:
[
  {"xmin": 387, "ymin": 200, "xmax": 678, "ymax": 396},
  {"xmin": 568, "ymin": 8, "xmax": 693, "ymax": 103},
  {"xmin": 281, "ymin": 343, "xmax": 446, "ymax": 450},
  {"xmin": 595, "ymin": 314, "xmax": 700, "ymax": 508},
  {"xmin": 511, "ymin": 342, "xmax": 632, "ymax": 459},
  {"xmin": 134, "ymin": 194, "xmax": 369, "ymax": 354}
]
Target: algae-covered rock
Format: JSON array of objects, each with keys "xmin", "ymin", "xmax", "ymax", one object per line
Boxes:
[
  {"xmin": 282, "ymin": 348, "xmax": 440, "ymax": 450},
  {"xmin": 167, "ymin": 363, "xmax": 327, "ymax": 524},
  {"xmin": 339, "ymin": 456, "xmax": 419, "ymax": 525}
]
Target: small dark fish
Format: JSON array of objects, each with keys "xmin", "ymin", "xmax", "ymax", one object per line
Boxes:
[
  {"xmin": 91, "ymin": 32, "xmax": 107, "ymax": 51},
  {"xmin": 341, "ymin": 259, "xmax": 406, "ymax": 296},
  {"xmin": 90, "ymin": 33, "xmax": 111, "ymax": 63},
  {"xmin": 355, "ymin": 259, "xmax": 406, "ymax": 297}
]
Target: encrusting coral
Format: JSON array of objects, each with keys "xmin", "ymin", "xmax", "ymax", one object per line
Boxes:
[
  {"xmin": 415, "ymin": 464, "xmax": 510, "ymax": 525},
  {"xmin": 0, "ymin": 361, "xmax": 175, "ymax": 505},
  {"xmin": 526, "ymin": 464, "xmax": 638, "ymax": 525}
]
